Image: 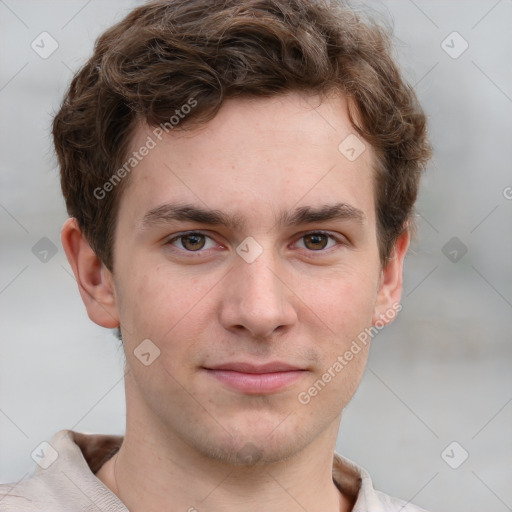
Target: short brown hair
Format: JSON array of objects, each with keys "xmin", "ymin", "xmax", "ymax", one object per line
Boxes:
[{"xmin": 53, "ymin": 0, "xmax": 432, "ymax": 271}]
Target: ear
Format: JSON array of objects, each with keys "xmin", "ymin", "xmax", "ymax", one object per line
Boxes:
[
  {"xmin": 61, "ymin": 218, "xmax": 120, "ymax": 328},
  {"xmin": 372, "ymin": 229, "xmax": 410, "ymax": 326}
]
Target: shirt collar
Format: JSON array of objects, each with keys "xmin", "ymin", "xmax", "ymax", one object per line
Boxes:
[{"xmin": 52, "ymin": 429, "xmax": 381, "ymax": 511}]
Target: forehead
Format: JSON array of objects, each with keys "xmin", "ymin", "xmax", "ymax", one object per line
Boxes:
[{"xmin": 119, "ymin": 91, "xmax": 377, "ymax": 229}]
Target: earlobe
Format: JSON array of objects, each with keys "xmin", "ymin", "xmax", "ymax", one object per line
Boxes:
[
  {"xmin": 61, "ymin": 218, "xmax": 120, "ymax": 329},
  {"xmin": 372, "ymin": 229, "xmax": 410, "ymax": 326}
]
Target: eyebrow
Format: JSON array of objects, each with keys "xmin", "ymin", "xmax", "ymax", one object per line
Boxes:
[{"xmin": 139, "ymin": 202, "xmax": 365, "ymax": 232}]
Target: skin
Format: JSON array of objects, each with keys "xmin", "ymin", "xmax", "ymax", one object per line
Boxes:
[{"xmin": 62, "ymin": 91, "xmax": 409, "ymax": 512}]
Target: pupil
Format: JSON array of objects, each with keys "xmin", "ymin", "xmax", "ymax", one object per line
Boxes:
[
  {"xmin": 183, "ymin": 234, "xmax": 205, "ymax": 251},
  {"xmin": 305, "ymin": 234, "xmax": 327, "ymax": 250}
]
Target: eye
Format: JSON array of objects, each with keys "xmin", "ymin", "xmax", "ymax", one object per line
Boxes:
[
  {"xmin": 295, "ymin": 231, "xmax": 342, "ymax": 251},
  {"xmin": 167, "ymin": 232, "xmax": 217, "ymax": 252}
]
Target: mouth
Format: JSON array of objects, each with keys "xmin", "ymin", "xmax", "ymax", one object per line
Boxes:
[{"xmin": 202, "ymin": 362, "xmax": 307, "ymax": 394}]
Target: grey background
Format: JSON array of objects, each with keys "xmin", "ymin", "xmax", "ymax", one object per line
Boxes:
[{"xmin": 1, "ymin": 1, "xmax": 511, "ymax": 510}]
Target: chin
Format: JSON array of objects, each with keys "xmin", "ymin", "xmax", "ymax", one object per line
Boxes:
[
  {"xmin": 188, "ymin": 416, "xmax": 316, "ymax": 467},
  {"xmin": 201, "ymin": 438, "xmax": 304, "ymax": 466}
]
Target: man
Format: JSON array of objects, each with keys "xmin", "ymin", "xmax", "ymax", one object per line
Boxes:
[{"xmin": 0, "ymin": 0, "xmax": 432, "ymax": 510}]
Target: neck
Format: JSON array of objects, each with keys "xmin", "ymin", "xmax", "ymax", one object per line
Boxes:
[{"xmin": 96, "ymin": 379, "xmax": 353, "ymax": 512}]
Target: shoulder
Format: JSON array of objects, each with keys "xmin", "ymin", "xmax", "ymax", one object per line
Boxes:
[
  {"xmin": 0, "ymin": 479, "xmax": 42, "ymax": 512},
  {"xmin": 371, "ymin": 489, "xmax": 432, "ymax": 511},
  {"xmin": 0, "ymin": 429, "xmax": 126, "ymax": 512},
  {"xmin": 332, "ymin": 452, "xmax": 432, "ymax": 512},
  {"xmin": 0, "ymin": 463, "xmax": 65, "ymax": 512},
  {"xmin": 0, "ymin": 430, "xmax": 72, "ymax": 511}
]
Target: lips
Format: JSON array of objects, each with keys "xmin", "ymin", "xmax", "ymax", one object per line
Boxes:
[
  {"xmin": 203, "ymin": 362, "xmax": 306, "ymax": 394},
  {"xmin": 207, "ymin": 362, "xmax": 303, "ymax": 373}
]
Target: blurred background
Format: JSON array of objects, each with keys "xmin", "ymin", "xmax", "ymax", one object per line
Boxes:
[{"xmin": 0, "ymin": 1, "xmax": 511, "ymax": 510}]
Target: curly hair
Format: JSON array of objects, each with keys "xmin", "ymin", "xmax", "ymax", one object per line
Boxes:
[{"xmin": 53, "ymin": 0, "xmax": 432, "ymax": 271}]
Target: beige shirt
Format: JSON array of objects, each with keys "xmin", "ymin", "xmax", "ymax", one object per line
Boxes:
[{"xmin": 0, "ymin": 430, "xmax": 430, "ymax": 511}]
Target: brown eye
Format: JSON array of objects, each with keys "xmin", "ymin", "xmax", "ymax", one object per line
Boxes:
[
  {"xmin": 167, "ymin": 231, "xmax": 218, "ymax": 253},
  {"xmin": 302, "ymin": 233, "xmax": 329, "ymax": 250},
  {"xmin": 179, "ymin": 233, "xmax": 206, "ymax": 251}
]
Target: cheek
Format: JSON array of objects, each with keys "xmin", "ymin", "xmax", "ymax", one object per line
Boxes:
[
  {"xmin": 118, "ymin": 265, "xmax": 216, "ymax": 356},
  {"xmin": 298, "ymin": 276, "xmax": 375, "ymax": 412},
  {"xmin": 302, "ymin": 264, "xmax": 379, "ymax": 339}
]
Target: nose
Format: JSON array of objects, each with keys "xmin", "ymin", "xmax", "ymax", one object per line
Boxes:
[{"xmin": 219, "ymin": 248, "xmax": 298, "ymax": 339}]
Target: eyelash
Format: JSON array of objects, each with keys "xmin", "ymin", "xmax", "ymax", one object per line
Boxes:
[{"xmin": 165, "ymin": 230, "xmax": 347, "ymax": 255}]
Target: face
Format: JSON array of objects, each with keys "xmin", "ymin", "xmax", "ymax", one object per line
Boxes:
[{"xmin": 102, "ymin": 92, "xmax": 404, "ymax": 464}]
